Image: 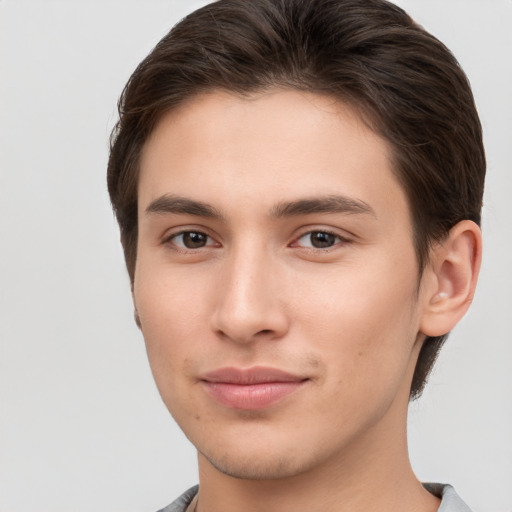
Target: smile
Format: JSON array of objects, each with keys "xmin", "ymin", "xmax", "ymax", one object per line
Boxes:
[{"xmin": 200, "ymin": 366, "xmax": 308, "ymax": 410}]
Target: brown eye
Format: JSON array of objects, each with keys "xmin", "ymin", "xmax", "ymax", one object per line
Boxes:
[
  {"xmin": 170, "ymin": 231, "xmax": 212, "ymax": 249},
  {"xmin": 309, "ymin": 232, "xmax": 337, "ymax": 248},
  {"xmin": 295, "ymin": 231, "xmax": 345, "ymax": 249}
]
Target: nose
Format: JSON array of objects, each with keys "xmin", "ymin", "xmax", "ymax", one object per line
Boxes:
[{"xmin": 210, "ymin": 246, "xmax": 290, "ymax": 344}]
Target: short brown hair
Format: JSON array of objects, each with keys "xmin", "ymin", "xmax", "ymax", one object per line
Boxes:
[{"xmin": 107, "ymin": 0, "xmax": 485, "ymax": 399}]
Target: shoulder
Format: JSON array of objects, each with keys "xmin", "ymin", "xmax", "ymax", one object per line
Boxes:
[
  {"xmin": 156, "ymin": 485, "xmax": 198, "ymax": 512},
  {"xmin": 156, "ymin": 483, "xmax": 471, "ymax": 512},
  {"xmin": 423, "ymin": 483, "xmax": 473, "ymax": 512}
]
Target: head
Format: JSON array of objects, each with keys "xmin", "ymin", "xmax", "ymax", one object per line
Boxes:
[{"xmin": 108, "ymin": 0, "xmax": 484, "ymax": 405}]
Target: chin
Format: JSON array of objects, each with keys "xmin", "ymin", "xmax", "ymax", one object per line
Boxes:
[{"xmin": 202, "ymin": 449, "xmax": 307, "ymax": 480}]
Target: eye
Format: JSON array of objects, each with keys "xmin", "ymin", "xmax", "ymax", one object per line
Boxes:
[
  {"xmin": 167, "ymin": 231, "xmax": 217, "ymax": 249},
  {"xmin": 294, "ymin": 230, "xmax": 347, "ymax": 249}
]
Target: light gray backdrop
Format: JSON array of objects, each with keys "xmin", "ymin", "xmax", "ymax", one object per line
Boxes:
[{"xmin": 1, "ymin": 1, "xmax": 511, "ymax": 511}]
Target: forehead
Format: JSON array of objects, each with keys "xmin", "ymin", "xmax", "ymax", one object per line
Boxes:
[{"xmin": 138, "ymin": 89, "xmax": 408, "ymax": 225}]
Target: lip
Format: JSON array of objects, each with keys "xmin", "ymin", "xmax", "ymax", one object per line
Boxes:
[{"xmin": 200, "ymin": 366, "xmax": 308, "ymax": 410}]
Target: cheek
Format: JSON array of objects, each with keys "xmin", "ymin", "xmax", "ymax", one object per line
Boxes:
[
  {"xmin": 133, "ymin": 267, "xmax": 207, "ymax": 389},
  {"xmin": 136, "ymin": 261, "xmax": 209, "ymax": 333},
  {"xmin": 297, "ymin": 279, "xmax": 419, "ymax": 433},
  {"xmin": 292, "ymin": 258, "xmax": 420, "ymax": 379}
]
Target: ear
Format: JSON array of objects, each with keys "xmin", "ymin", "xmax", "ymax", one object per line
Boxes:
[
  {"xmin": 419, "ymin": 220, "xmax": 482, "ymax": 337},
  {"xmin": 131, "ymin": 284, "xmax": 142, "ymax": 330}
]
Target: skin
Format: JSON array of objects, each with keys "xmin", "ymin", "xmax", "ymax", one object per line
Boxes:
[{"xmin": 133, "ymin": 89, "xmax": 480, "ymax": 512}]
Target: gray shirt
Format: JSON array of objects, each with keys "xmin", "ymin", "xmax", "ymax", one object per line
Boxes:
[{"xmin": 157, "ymin": 483, "xmax": 472, "ymax": 512}]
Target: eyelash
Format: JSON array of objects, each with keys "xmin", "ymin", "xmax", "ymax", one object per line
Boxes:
[
  {"xmin": 163, "ymin": 230, "xmax": 218, "ymax": 251},
  {"xmin": 291, "ymin": 229, "xmax": 351, "ymax": 250},
  {"xmin": 163, "ymin": 228, "xmax": 351, "ymax": 252}
]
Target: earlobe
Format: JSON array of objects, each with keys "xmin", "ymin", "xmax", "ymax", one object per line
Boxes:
[
  {"xmin": 420, "ymin": 220, "xmax": 482, "ymax": 337},
  {"xmin": 134, "ymin": 309, "xmax": 142, "ymax": 329},
  {"xmin": 131, "ymin": 285, "xmax": 142, "ymax": 330}
]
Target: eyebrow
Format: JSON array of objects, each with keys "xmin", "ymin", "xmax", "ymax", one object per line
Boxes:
[
  {"xmin": 145, "ymin": 195, "xmax": 223, "ymax": 219},
  {"xmin": 271, "ymin": 195, "xmax": 376, "ymax": 218},
  {"xmin": 144, "ymin": 194, "xmax": 375, "ymax": 220}
]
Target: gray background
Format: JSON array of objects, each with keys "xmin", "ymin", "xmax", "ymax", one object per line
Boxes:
[{"xmin": 0, "ymin": 1, "xmax": 511, "ymax": 511}]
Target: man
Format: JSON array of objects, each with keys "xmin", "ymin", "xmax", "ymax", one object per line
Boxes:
[{"xmin": 107, "ymin": 1, "xmax": 484, "ymax": 511}]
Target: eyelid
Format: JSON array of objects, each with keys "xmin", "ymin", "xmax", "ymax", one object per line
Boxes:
[
  {"xmin": 160, "ymin": 225, "xmax": 353, "ymax": 251},
  {"xmin": 289, "ymin": 228, "xmax": 352, "ymax": 249},
  {"xmin": 162, "ymin": 227, "xmax": 221, "ymax": 250}
]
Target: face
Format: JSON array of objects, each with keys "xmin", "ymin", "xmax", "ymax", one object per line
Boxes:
[{"xmin": 134, "ymin": 89, "xmax": 430, "ymax": 480}]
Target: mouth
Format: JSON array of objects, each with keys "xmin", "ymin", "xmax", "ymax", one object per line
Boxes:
[{"xmin": 200, "ymin": 366, "xmax": 309, "ymax": 410}]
